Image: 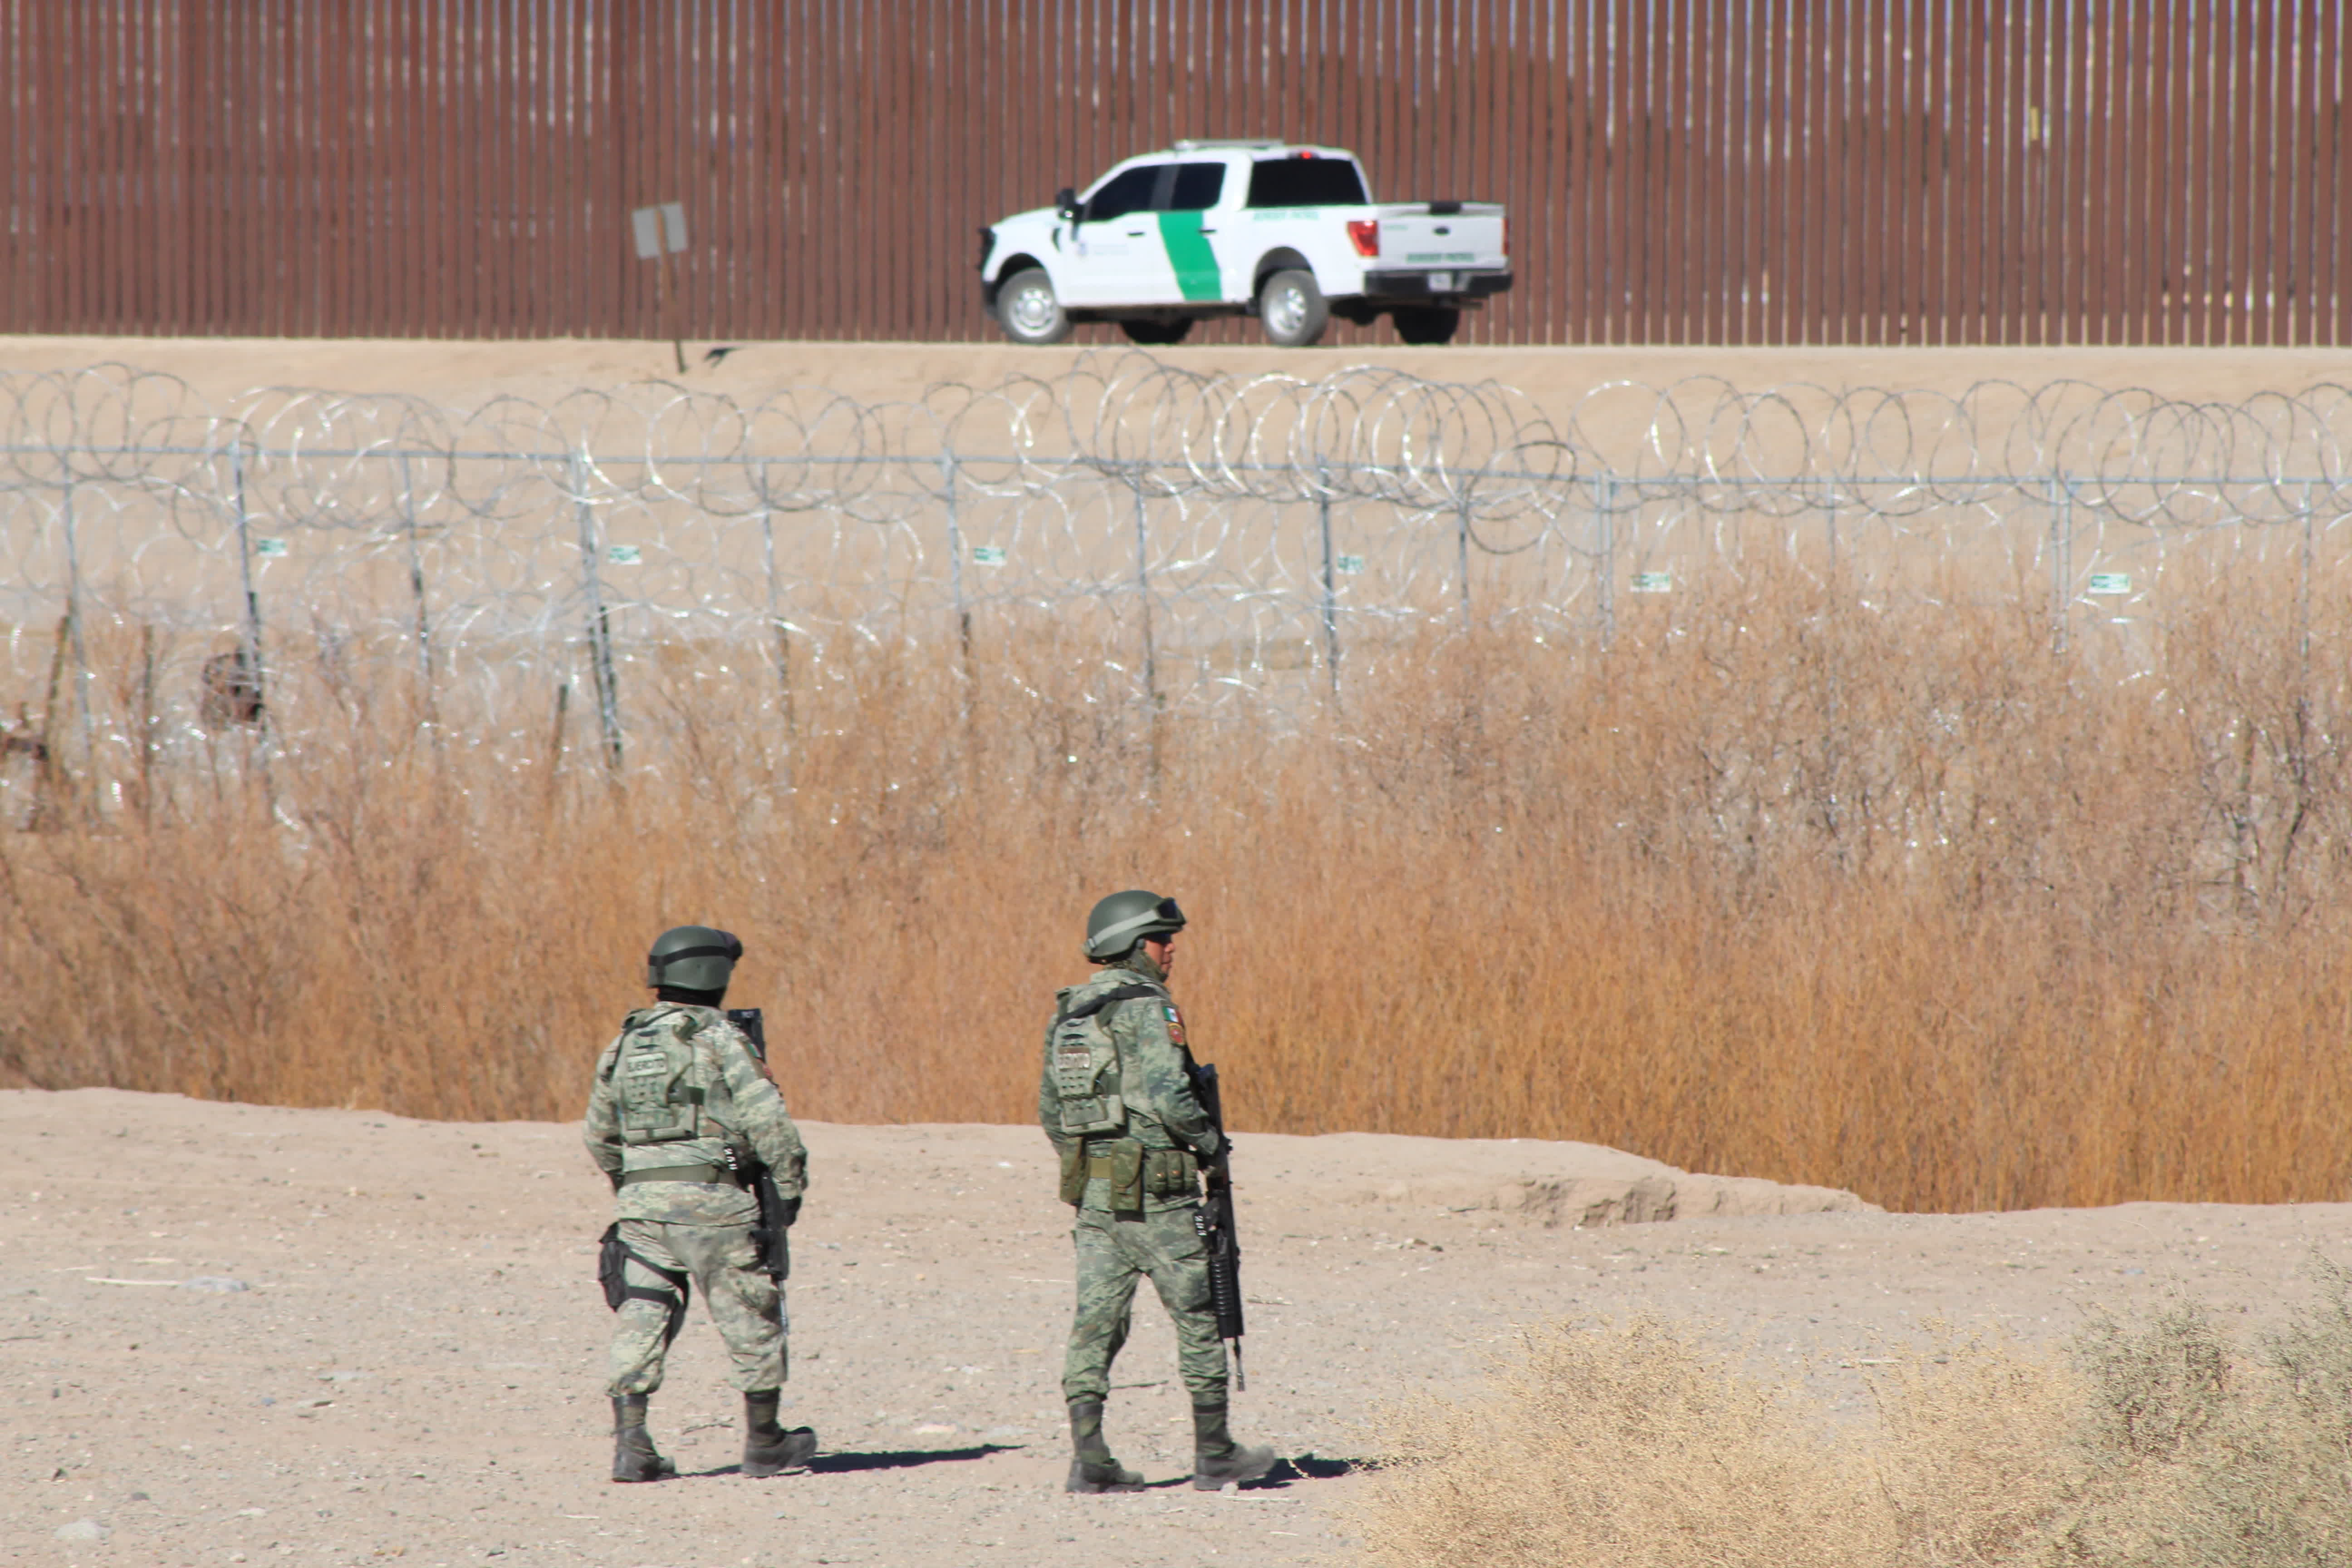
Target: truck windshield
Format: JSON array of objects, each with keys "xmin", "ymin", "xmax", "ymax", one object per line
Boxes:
[
  {"xmin": 1246, "ymin": 158, "xmax": 1367, "ymax": 208},
  {"xmin": 1083, "ymin": 165, "xmax": 1164, "ymax": 222}
]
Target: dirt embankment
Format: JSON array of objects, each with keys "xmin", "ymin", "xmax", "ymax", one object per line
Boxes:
[
  {"xmin": 5, "ymin": 333, "xmax": 2344, "ymax": 412},
  {"xmin": 6, "ymin": 1088, "xmax": 2341, "ymax": 1566}
]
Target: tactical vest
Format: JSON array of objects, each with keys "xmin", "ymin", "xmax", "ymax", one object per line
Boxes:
[
  {"xmin": 613, "ymin": 1006, "xmax": 715, "ymax": 1146},
  {"xmin": 1049, "ymin": 982, "xmax": 1162, "ymax": 1136}
]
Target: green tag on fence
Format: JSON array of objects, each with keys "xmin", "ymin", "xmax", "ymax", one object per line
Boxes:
[
  {"xmin": 971, "ymin": 545, "xmax": 1008, "ymax": 566},
  {"xmin": 606, "ymin": 544, "xmax": 642, "ymax": 565},
  {"xmin": 1336, "ymin": 554, "xmax": 1366, "ymax": 574},
  {"xmin": 1632, "ymin": 571, "xmax": 1672, "ymax": 593},
  {"xmin": 2087, "ymin": 573, "xmax": 2132, "ymax": 596},
  {"xmin": 254, "ymin": 538, "xmax": 289, "ymax": 558}
]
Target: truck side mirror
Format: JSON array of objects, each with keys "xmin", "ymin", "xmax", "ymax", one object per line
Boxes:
[{"xmin": 1055, "ymin": 186, "xmax": 1080, "ymax": 221}]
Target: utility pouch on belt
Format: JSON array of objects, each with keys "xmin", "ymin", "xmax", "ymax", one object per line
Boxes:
[
  {"xmin": 1105, "ymin": 1139, "xmax": 1145, "ymax": 1212},
  {"xmin": 1058, "ymin": 1144, "xmax": 1087, "ymax": 1206},
  {"xmin": 1145, "ymin": 1147, "xmax": 1200, "ymax": 1200}
]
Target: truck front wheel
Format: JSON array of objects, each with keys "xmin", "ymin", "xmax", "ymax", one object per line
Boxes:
[
  {"xmin": 995, "ymin": 269, "xmax": 1072, "ymax": 345},
  {"xmin": 1257, "ymin": 270, "xmax": 1329, "ymax": 348},
  {"xmin": 1392, "ymin": 306, "xmax": 1460, "ymax": 346}
]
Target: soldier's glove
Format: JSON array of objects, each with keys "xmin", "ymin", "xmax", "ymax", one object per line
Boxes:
[
  {"xmin": 774, "ymin": 1196, "xmax": 802, "ymax": 1228},
  {"xmin": 1193, "ymin": 1130, "xmax": 1225, "ymax": 1162}
]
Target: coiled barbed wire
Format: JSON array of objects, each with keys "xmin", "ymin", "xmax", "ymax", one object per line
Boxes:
[{"xmin": 4, "ymin": 349, "xmax": 2352, "ymax": 780}]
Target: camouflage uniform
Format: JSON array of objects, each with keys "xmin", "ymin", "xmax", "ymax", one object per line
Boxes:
[
  {"xmin": 583, "ymin": 1003, "xmax": 808, "ymax": 1396},
  {"xmin": 1038, "ymin": 955, "xmax": 1229, "ymax": 1406}
]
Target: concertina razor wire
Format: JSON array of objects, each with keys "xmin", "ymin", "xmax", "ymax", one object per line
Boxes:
[{"xmin": 5, "ymin": 348, "xmax": 2352, "ymax": 792}]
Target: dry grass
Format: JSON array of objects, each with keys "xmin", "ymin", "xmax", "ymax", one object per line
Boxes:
[
  {"xmin": 1351, "ymin": 1262, "xmax": 2352, "ymax": 1568},
  {"xmin": 6, "ymin": 556, "xmax": 2352, "ymax": 1211}
]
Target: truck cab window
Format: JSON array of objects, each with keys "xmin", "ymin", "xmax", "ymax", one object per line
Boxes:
[
  {"xmin": 1083, "ymin": 165, "xmax": 1165, "ymax": 223},
  {"xmin": 1166, "ymin": 162, "xmax": 1226, "ymax": 212},
  {"xmin": 1246, "ymin": 158, "xmax": 1367, "ymax": 208}
]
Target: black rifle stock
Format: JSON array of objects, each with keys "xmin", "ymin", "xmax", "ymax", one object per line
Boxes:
[
  {"xmin": 724, "ymin": 1008, "xmax": 794, "ymax": 1300},
  {"xmin": 1188, "ymin": 1060, "xmax": 1247, "ymax": 1392}
]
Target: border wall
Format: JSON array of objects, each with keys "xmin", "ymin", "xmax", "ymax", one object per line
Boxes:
[{"xmin": 3, "ymin": 0, "xmax": 2346, "ymax": 346}]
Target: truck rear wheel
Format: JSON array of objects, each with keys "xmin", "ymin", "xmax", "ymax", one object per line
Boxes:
[
  {"xmin": 995, "ymin": 268, "xmax": 1071, "ymax": 345},
  {"xmin": 1257, "ymin": 270, "xmax": 1329, "ymax": 348},
  {"xmin": 1392, "ymin": 306, "xmax": 1460, "ymax": 346},
  {"xmin": 1119, "ymin": 318, "xmax": 1193, "ymax": 346}
]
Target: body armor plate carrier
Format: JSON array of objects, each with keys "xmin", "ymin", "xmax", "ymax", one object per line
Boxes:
[
  {"xmin": 1050, "ymin": 983, "xmax": 1162, "ymax": 1135},
  {"xmin": 616, "ymin": 1007, "xmax": 709, "ymax": 1146}
]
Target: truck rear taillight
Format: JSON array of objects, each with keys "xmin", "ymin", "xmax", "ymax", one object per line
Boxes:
[{"xmin": 1346, "ymin": 220, "xmax": 1379, "ymax": 257}]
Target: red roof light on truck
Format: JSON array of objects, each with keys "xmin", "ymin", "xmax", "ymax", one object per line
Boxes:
[{"xmin": 1346, "ymin": 220, "xmax": 1379, "ymax": 257}]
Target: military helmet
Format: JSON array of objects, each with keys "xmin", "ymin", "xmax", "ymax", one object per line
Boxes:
[
  {"xmin": 1084, "ymin": 889, "xmax": 1186, "ymax": 960},
  {"xmin": 645, "ymin": 925, "xmax": 742, "ymax": 991}
]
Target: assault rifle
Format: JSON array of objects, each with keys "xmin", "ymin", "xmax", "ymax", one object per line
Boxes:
[
  {"xmin": 724, "ymin": 1008, "xmax": 795, "ymax": 1307},
  {"xmin": 1188, "ymin": 1060, "xmax": 1247, "ymax": 1392}
]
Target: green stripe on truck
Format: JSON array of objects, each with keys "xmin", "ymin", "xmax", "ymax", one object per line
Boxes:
[{"xmin": 1157, "ymin": 211, "xmax": 1222, "ymax": 303}]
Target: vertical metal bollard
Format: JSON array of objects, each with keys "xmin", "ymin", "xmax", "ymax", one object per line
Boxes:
[
  {"xmin": 572, "ymin": 451, "xmax": 625, "ymax": 774},
  {"xmin": 2048, "ymin": 473, "xmax": 2073, "ymax": 655},
  {"xmin": 1317, "ymin": 478, "xmax": 1341, "ymax": 699}
]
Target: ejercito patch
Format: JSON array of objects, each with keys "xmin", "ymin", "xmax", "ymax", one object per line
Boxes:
[{"xmin": 1163, "ymin": 1003, "xmax": 1186, "ymax": 1044}]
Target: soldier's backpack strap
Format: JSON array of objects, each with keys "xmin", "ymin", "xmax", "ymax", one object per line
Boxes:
[{"xmin": 1058, "ymin": 982, "xmax": 1164, "ymax": 1022}]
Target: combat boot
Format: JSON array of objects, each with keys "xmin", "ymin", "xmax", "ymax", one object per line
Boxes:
[
  {"xmin": 1190, "ymin": 1403, "xmax": 1278, "ymax": 1490},
  {"xmin": 741, "ymin": 1389, "xmax": 818, "ymax": 1478},
  {"xmin": 610, "ymin": 1394, "xmax": 676, "ymax": 1483},
  {"xmin": 1063, "ymin": 1397, "xmax": 1145, "ymax": 1494}
]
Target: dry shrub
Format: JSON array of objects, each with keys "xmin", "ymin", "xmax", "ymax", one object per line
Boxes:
[
  {"xmin": 6, "ymin": 556, "xmax": 2352, "ymax": 1210},
  {"xmin": 1356, "ymin": 1265, "xmax": 2352, "ymax": 1568},
  {"xmin": 1354, "ymin": 1317, "xmax": 1894, "ymax": 1568}
]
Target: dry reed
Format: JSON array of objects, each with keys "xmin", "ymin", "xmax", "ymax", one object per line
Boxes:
[{"xmin": 5, "ymin": 556, "xmax": 2352, "ymax": 1213}]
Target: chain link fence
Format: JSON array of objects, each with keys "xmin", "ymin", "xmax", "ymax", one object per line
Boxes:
[{"xmin": 5, "ymin": 350, "xmax": 2352, "ymax": 797}]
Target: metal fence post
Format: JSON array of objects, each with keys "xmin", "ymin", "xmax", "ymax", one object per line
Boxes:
[
  {"xmin": 398, "ymin": 451, "xmax": 437, "ymax": 734},
  {"xmin": 231, "ymin": 442, "xmax": 277, "ymax": 806},
  {"xmin": 1593, "ymin": 471, "xmax": 1617, "ymax": 651},
  {"xmin": 1133, "ymin": 469, "xmax": 1158, "ymax": 705},
  {"xmin": 1317, "ymin": 477, "xmax": 1340, "ymax": 699},
  {"xmin": 1455, "ymin": 490, "xmax": 1473, "ymax": 628},
  {"xmin": 941, "ymin": 452, "xmax": 972, "ymax": 707},
  {"xmin": 2048, "ymin": 472, "xmax": 2073, "ymax": 655},
  {"xmin": 59, "ymin": 460, "xmax": 95, "ymax": 807},
  {"xmin": 759, "ymin": 504, "xmax": 795, "ymax": 749},
  {"xmin": 571, "ymin": 451, "xmax": 624, "ymax": 774}
]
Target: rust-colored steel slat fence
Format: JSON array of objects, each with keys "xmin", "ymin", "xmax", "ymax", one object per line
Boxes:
[{"xmin": 2, "ymin": 0, "xmax": 2345, "ymax": 345}]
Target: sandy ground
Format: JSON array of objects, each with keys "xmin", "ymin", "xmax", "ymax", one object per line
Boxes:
[
  {"xmin": 7, "ymin": 1088, "xmax": 2349, "ymax": 1568},
  {"xmin": 4, "ymin": 334, "xmax": 2348, "ymax": 414}
]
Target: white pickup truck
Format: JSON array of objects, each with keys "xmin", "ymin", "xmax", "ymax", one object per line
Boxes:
[{"xmin": 978, "ymin": 141, "xmax": 1510, "ymax": 348}]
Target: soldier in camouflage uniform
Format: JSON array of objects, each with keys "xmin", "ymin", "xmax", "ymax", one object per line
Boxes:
[
  {"xmin": 1039, "ymin": 890, "xmax": 1278, "ymax": 1493},
  {"xmin": 583, "ymin": 926, "xmax": 817, "ymax": 1483}
]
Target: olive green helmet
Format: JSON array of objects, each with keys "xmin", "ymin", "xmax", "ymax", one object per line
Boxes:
[
  {"xmin": 1084, "ymin": 889, "xmax": 1186, "ymax": 960},
  {"xmin": 645, "ymin": 925, "xmax": 742, "ymax": 992}
]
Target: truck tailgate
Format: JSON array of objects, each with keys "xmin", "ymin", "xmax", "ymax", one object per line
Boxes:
[{"xmin": 1372, "ymin": 204, "xmax": 1505, "ymax": 269}]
